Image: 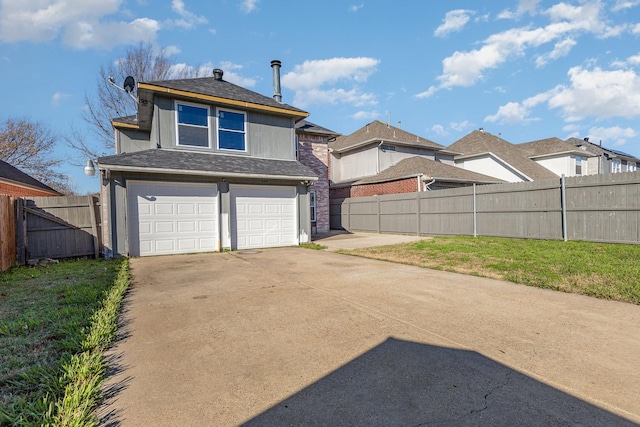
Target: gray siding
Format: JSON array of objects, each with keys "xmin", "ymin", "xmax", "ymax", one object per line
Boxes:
[
  {"xmin": 117, "ymin": 128, "xmax": 153, "ymax": 153},
  {"xmin": 331, "ymin": 171, "xmax": 640, "ymax": 244},
  {"xmin": 247, "ymin": 112, "xmax": 294, "ymax": 159}
]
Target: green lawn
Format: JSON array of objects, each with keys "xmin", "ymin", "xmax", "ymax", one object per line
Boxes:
[
  {"xmin": 340, "ymin": 236, "xmax": 640, "ymax": 304},
  {"xmin": 0, "ymin": 258, "xmax": 129, "ymax": 426}
]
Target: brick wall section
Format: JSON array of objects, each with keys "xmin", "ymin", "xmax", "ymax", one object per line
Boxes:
[
  {"xmin": 0, "ymin": 182, "xmax": 57, "ymax": 197},
  {"xmin": 297, "ymin": 132, "xmax": 330, "ymax": 233},
  {"xmin": 330, "ymin": 177, "xmax": 419, "ymax": 199}
]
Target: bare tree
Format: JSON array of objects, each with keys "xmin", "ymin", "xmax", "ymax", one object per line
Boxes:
[
  {"xmin": 0, "ymin": 118, "xmax": 75, "ymax": 194},
  {"xmin": 67, "ymin": 42, "xmax": 206, "ymax": 160}
]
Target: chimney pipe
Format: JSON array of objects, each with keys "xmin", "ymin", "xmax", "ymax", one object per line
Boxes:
[
  {"xmin": 213, "ymin": 68, "xmax": 223, "ymax": 81},
  {"xmin": 271, "ymin": 60, "xmax": 282, "ymax": 103}
]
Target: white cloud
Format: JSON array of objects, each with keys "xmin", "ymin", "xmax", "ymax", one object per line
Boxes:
[
  {"xmin": 633, "ymin": 23, "xmax": 640, "ymax": 33},
  {"xmin": 240, "ymin": 0, "xmax": 259, "ymax": 13},
  {"xmin": 434, "ymin": 9, "xmax": 473, "ymax": 37},
  {"xmin": 282, "ymin": 57, "xmax": 379, "ymax": 107},
  {"xmin": 348, "ymin": 4, "xmax": 364, "ymax": 12},
  {"xmin": 430, "ymin": 124, "xmax": 448, "ymax": 136},
  {"xmin": 164, "ymin": 45, "xmax": 181, "ymax": 56},
  {"xmin": 51, "ymin": 91, "xmax": 70, "ymax": 106},
  {"xmin": 612, "ymin": 0, "xmax": 640, "ymax": 12},
  {"xmin": 449, "ymin": 120, "xmax": 473, "ymax": 132},
  {"xmin": 419, "ymin": 1, "xmax": 609, "ymax": 97},
  {"xmin": 485, "ymin": 90, "xmax": 555, "ymax": 124},
  {"xmin": 498, "ymin": 0, "xmax": 540, "ymax": 20},
  {"xmin": 535, "ymin": 37, "xmax": 576, "ymax": 67},
  {"xmin": 588, "ymin": 126, "xmax": 637, "ymax": 147},
  {"xmin": 0, "ymin": 0, "xmax": 161, "ymax": 49},
  {"xmin": 352, "ymin": 110, "xmax": 379, "ymax": 120},
  {"xmin": 63, "ymin": 17, "xmax": 160, "ymax": 49},
  {"xmin": 171, "ymin": 0, "xmax": 207, "ymax": 29},
  {"xmin": 548, "ymin": 66, "xmax": 640, "ymax": 121}
]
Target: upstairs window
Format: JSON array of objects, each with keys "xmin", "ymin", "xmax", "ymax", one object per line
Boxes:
[
  {"xmin": 611, "ymin": 159, "xmax": 622, "ymax": 173},
  {"xmin": 176, "ymin": 102, "xmax": 210, "ymax": 148},
  {"xmin": 218, "ymin": 109, "xmax": 246, "ymax": 151},
  {"xmin": 575, "ymin": 156, "xmax": 582, "ymax": 175},
  {"xmin": 629, "ymin": 162, "xmax": 637, "ymax": 172}
]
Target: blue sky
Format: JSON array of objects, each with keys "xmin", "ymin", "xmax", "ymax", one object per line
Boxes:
[{"xmin": 1, "ymin": 0, "xmax": 639, "ymax": 193}]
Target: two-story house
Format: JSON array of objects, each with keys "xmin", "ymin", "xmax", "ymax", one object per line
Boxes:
[
  {"xmin": 516, "ymin": 137, "xmax": 596, "ymax": 177},
  {"xmin": 566, "ymin": 137, "xmax": 639, "ymax": 174},
  {"xmin": 97, "ymin": 62, "xmax": 318, "ymax": 257},
  {"xmin": 329, "ymin": 121, "xmax": 502, "ymax": 198},
  {"xmin": 449, "ymin": 129, "xmax": 559, "ymax": 183}
]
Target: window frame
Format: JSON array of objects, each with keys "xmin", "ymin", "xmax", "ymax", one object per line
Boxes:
[
  {"xmin": 309, "ymin": 190, "xmax": 316, "ymax": 222},
  {"xmin": 611, "ymin": 159, "xmax": 622, "ymax": 173},
  {"xmin": 175, "ymin": 100, "xmax": 211, "ymax": 149},
  {"xmin": 216, "ymin": 108, "xmax": 247, "ymax": 152},
  {"xmin": 575, "ymin": 156, "xmax": 582, "ymax": 175}
]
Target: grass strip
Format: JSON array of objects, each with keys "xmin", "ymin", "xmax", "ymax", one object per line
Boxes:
[
  {"xmin": 44, "ymin": 259, "xmax": 130, "ymax": 427},
  {"xmin": 0, "ymin": 258, "xmax": 130, "ymax": 427},
  {"xmin": 340, "ymin": 236, "xmax": 640, "ymax": 304}
]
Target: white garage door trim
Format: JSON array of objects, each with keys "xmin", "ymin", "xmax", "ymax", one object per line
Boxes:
[
  {"xmin": 128, "ymin": 181, "xmax": 219, "ymax": 256},
  {"xmin": 230, "ymin": 184, "xmax": 297, "ymax": 250}
]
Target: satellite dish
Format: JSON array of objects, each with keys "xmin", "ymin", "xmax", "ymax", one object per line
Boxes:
[{"xmin": 123, "ymin": 76, "xmax": 135, "ymax": 93}]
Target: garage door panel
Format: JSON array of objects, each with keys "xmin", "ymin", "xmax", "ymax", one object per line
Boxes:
[
  {"xmin": 231, "ymin": 185, "xmax": 297, "ymax": 250},
  {"xmin": 128, "ymin": 182, "xmax": 218, "ymax": 257}
]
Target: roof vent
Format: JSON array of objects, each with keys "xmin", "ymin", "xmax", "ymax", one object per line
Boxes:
[
  {"xmin": 479, "ymin": 127, "xmax": 484, "ymax": 132},
  {"xmin": 213, "ymin": 69, "xmax": 224, "ymax": 81},
  {"xmin": 583, "ymin": 137, "xmax": 589, "ymax": 142}
]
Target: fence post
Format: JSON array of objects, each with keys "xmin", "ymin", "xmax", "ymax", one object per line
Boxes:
[
  {"xmin": 473, "ymin": 183, "xmax": 477, "ymax": 238},
  {"xmin": 416, "ymin": 191, "xmax": 421, "ymax": 236},
  {"xmin": 88, "ymin": 195, "xmax": 99, "ymax": 258},
  {"xmin": 561, "ymin": 175, "xmax": 567, "ymax": 242},
  {"xmin": 15, "ymin": 198, "xmax": 27, "ymax": 265},
  {"xmin": 376, "ymin": 196, "xmax": 381, "ymax": 233},
  {"xmin": 345, "ymin": 198, "xmax": 350, "ymax": 231}
]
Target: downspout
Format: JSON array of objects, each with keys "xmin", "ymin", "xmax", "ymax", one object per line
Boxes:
[{"xmin": 421, "ymin": 175, "xmax": 435, "ymax": 191}]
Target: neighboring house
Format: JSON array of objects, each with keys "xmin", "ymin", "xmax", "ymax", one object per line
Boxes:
[
  {"xmin": 329, "ymin": 120, "xmax": 461, "ymax": 197},
  {"xmin": 295, "ymin": 120, "xmax": 339, "ymax": 234},
  {"xmin": 566, "ymin": 137, "xmax": 639, "ymax": 174},
  {"xmin": 0, "ymin": 159, "xmax": 61, "ymax": 197},
  {"xmin": 516, "ymin": 137, "xmax": 596, "ymax": 177},
  {"xmin": 448, "ymin": 129, "xmax": 559, "ymax": 182},
  {"xmin": 97, "ymin": 62, "xmax": 318, "ymax": 258},
  {"xmin": 331, "ymin": 156, "xmax": 503, "ymax": 198}
]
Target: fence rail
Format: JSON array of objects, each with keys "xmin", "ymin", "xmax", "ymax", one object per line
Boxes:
[{"xmin": 330, "ymin": 171, "xmax": 640, "ymax": 244}]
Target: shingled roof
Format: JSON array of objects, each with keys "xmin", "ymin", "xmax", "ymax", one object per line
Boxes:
[
  {"xmin": 98, "ymin": 149, "xmax": 317, "ymax": 181},
  {"xmin": 354, "ymin": 156, "xmax": 504, "ymax": 185},
  {"xmin": 0, "ymin": 160, "xmax": 60, "ymax": 195},
  {"xmin": 329, "ymin": 120, "xmax": 445, "ymax": 153},
  {"xmin": 517, "ymin": 137, "xmax": 595, "ymax": 159},
  {"xmin": 448, "ymin": 130, "xmax": 558, "ymax": 181},
  {"xmin": 566, "ymin": 137, "xmax": 640, "ymax": 161},
  {"xmin": 295, "ymin": 120, "xmax": 340, "ymax": 137}
]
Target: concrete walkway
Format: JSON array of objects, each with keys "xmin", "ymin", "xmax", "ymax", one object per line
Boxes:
[
  {"xmin": 98, "ymin": 246, "xmax": 640, "ymax": 426},
  {"xmin": 312, "ymin": 230, "xmax": 425, "ymax": 251}
]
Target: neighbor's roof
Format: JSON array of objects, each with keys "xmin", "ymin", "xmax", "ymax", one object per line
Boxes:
[
  {"xmin": 98, "ymin": 149, "xmax": 317, "ymax": 181},
  {"xmin": 566, "ymin": 137, "xmax": 640, "ymax": 160},
  {"xmin": 329, "ymin": 120, "xmax": 445, "ymax": 153},
  {"xmin": 448, "ymin": 130, "xmax": 558, "ymax": 181},
  {"xmin": 517, "ymin": 137, "xmax": 596, "ymax": 159},
  {"xmin": 0, "ymin": 159, "xmax": 60, "ymax": 195},
  {"xmin": 353, "ymin": 156, "xmax": 504, "ymax": 185},
  {"xmin": 295, "ymin": 120, "xmax": 340, "ymax": 137}
]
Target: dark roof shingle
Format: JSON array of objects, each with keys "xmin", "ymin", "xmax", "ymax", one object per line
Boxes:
[
  {"xmin": 98, "ymin": 149, "xmax": 317, "ymax": 180},
  {"xmin": 0, "ymin": 160, "xmax": 60, "ymax": 194},
  {"xmin": 517, "ymin": 137, "xmax": 594, "ymax": 158}
]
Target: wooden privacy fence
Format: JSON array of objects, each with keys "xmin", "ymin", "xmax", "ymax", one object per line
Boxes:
[
  {"xmin": 15, "ymin": 195, "xmax": 102, "ymax": 264},
  {"xmin": 0, "ymin": 195, "xmax": 16, "ymax": 271},
  {"xmin": 330, "ymin": 171, "xmax": 640, "ymax": 244}
]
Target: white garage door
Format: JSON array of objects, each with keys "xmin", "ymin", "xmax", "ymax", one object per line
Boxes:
[
  {"xmin": 128, "ymin": 182, "xmax": 218, "ymax": 256},
  {"xmin": 231, "ymin": 185, "xmax": 297, "ymax": 250}
]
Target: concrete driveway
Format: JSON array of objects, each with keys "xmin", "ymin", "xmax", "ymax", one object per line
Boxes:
[{"xmin": 99, "ymin": 244, "xmax": 640, "ymax": 426}]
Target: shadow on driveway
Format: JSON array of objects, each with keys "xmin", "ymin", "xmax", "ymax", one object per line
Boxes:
[{"xmin": 245, "ymin": 337, "xmax": 634, "ymax": 426}]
